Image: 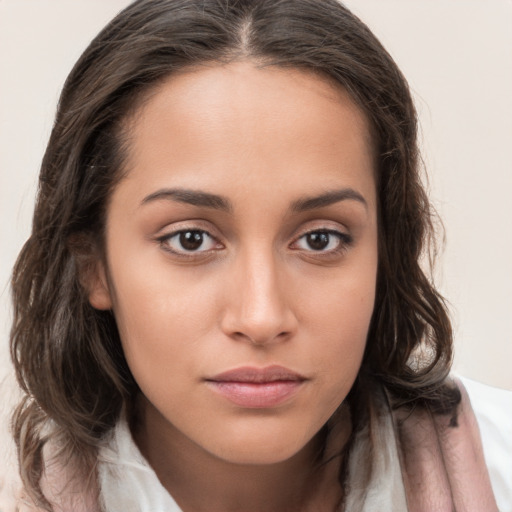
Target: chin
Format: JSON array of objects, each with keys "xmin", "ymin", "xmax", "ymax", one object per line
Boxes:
[
  {"xmin": 214, "ymin": 443, "xmax": 304, "ymax": 466},
  {"xmin": 205, "ymin": 421, "xmax": 320, "ymax": 466}
]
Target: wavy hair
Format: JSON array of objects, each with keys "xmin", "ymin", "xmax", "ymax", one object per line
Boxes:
[{"xmin": 10, "ymin": 0, "xmax": 458, "ymax": 508}]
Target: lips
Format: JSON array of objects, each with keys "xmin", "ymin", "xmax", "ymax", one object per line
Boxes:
[{"xmin": 205, "ymin": 365, "xmax": 306, "ymax": 408}]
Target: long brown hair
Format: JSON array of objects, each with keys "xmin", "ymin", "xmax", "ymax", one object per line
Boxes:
[{"xmin": 10, "ymin": 0, "xmax": 458, "ymax": 508}]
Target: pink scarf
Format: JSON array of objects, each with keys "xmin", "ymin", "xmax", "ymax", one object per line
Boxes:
[{"xmin": 344, "ymin": 377, "xmax": 498, "ymax": 511}]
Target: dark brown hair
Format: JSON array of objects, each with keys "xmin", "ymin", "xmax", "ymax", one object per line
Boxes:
[{"xmin": 10, "ymin": 0, "xmax": 458, "ymax": 508}]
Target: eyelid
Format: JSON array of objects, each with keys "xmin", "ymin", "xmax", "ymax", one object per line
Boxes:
[
  {"xmin": 155, "ymin": 221, "xmax": 224, "ymax": 257},
  {"xmin": 297, "ymin": 229, "xmax": 352, "ymax": 244},
  {"xmin": 291, "ymin": 219, "xmax": 351, "ymax": 241},
  {"xmin": 289, "ymin": 225, "xmax": 353, "ymax": 255},
  {"xmin": 162, "ymin": 230, "xmax": 217, "ymax": 250}
]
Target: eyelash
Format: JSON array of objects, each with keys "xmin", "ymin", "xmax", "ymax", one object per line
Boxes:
[
  {"xmin": 157, "ymin": 229, "xmax": 221, "ymax": 258},
  {"xmin": 156, "ymin": 227, "xmax": 353, "ymax": 258},
  {"xmin": 290, "ymin": 229, "xmax": 353, "ymax": 256}
]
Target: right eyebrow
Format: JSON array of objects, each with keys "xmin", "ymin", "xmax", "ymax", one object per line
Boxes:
[
  {"xmin": 141, "ymin": 188, "xmax": 233, "ymax": 212},
  {"xmin": 290, "ymin": 188, "xmax": 368, "ymax": 212}
]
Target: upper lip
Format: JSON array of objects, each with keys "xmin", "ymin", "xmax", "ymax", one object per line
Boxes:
[{"xmin": 207, "ymin": 365, "xmax": 306, "ymax": 383}]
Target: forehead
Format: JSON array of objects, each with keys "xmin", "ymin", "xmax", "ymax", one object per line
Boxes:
[{"xmin": 119, "ymin": 61, "xmax": 376, "ymax": 210}]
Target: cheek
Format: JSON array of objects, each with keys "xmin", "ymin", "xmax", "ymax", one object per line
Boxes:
[
  {"xmin": 107, "ymin": 259, "xmax": 220, "ymax": 385},
  {"xmin": 302, "ymin": 263, "xmax": 377, "ymax": 392},
  {"xmin": 304, "ymin": 253, "xmax": 377, "ymax": 335}
]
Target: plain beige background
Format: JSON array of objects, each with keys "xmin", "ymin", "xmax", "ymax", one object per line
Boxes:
[{"xmin": 0, "ymin": 1, "xmax": 511, "ymax": 504}]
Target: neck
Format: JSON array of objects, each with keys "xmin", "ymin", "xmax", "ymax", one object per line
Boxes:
[{"xmin": 132, "ymin": 398, "xmax": 348, "ymax": 512}]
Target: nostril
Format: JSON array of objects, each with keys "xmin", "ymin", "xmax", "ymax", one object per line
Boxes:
[{"xmin": 230, "ymin": 329, "xmax": 291, "ymax": 346}]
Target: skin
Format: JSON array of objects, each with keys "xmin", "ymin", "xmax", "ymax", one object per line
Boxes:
[{"xmin": 89, "ymin": 61, "xmax": 378, "ymax": 512}]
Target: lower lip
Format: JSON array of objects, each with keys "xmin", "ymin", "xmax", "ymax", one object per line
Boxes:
[{"xmin": 206, "ymin": 380, "xmax": 303, "ymax": 408}]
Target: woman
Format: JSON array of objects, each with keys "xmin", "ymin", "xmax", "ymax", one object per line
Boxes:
[{"xmin": 9, "ymin": 0, "xmax": 500, "ymax": 510}]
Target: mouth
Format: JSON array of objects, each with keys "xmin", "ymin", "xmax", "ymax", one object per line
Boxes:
[{"xmin": 205, "ymin": 365, "xmax": 306, "ymax": 408}]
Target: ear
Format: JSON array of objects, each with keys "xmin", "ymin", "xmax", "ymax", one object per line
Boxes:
[
  {"xmin": 87, "ymin": 260, "xmax": 113, "ymax": 310},
  {"xmin": 69, "ymin": 233, "xmax": 113, "ymax": 311}
]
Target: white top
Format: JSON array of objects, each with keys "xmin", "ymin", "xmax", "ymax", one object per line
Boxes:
[
  {"xmin": 98, "ymin": 419, "xmax": 182, "ymax": 512},
  {"xmin": 459, "ymin": 376, "xmax": 512, "ymax": 511}
]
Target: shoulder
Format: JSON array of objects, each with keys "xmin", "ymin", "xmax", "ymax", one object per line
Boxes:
[{"xmin": 459, "ymin": 375, "xmax": 512, "ymax": 512}]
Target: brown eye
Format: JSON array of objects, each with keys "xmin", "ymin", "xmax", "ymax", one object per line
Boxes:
[
  {"xmin": 305, "ymin": 232, "xmax": 330, "ymax": 251},
  {"xmin": 180, "ymin": 231, "xmax": 205, "ymax": 251},
  {"xmin": 161, "ymin": 229, "xmax": 218, "ymax": 253},
  {"xmin": 293, "ymin": 229, "xmax": 352, "ymax": 253}
]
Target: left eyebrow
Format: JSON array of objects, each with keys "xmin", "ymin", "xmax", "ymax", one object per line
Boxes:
[
  {"xmin": 290, "ymin": 188, "xmax": 368, "ymax": 212},
  {"xmin": 141, "ymin": 188, "xmax": 232, "ymax": 212}
]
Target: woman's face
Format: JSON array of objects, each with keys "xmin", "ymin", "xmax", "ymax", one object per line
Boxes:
[{"xmin": 90, "ymin": 62, "xmax": 378, "ymax": 465}]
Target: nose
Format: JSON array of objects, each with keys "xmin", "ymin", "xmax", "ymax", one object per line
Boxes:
[{"xmin": 220, "ymin": 249, "xmax": 298, "ymax": 346}]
